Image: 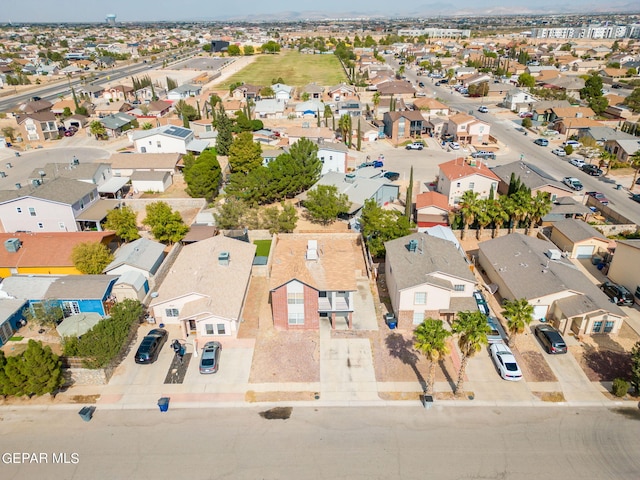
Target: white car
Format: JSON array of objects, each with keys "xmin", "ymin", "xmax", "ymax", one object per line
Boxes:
[
  {"xmin": 478, "ymin": 106, "xmax": 489, "ymax": 113},
  {"xmin": 563, "ymin": 140, "xmax": 581, "ymax": 148},
  {"xmin": 569, "ymin": 158, "xmax": 585, "ymax": 168},
  {"xmin": 563, "ymin": 176, "xmax": 584, "ymax": 191},
  {"xmin": 449, "ymin": 142, "xmax": 460, "ymax": 150},
  {"xmin": 551, "ymin": 148, "xmax": 566, "ymax": 157},
  {"xmin": 489, "ymin": 343, "xmax": 522, "ymax": 381}
]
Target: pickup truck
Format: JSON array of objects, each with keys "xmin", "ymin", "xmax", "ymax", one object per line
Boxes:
[{"xmin": 563, "ymin": 177, "xmax": 583, "ymax": 191}]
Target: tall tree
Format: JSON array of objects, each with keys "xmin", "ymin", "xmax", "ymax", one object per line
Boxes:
[
  {"xmin": 414, "ymin": 319, "xmax": 451, "ymax": 394},
  {"xmin": 356, "ymin": 117, "xmax": 362, "ymax": 151},
  {"xmin": 228, "ymin": 131, "xmax": 262, "ymax": 174},
  {"xmin": 213, "ymin": 197, "xmax": 249, "ymax": 229},
  {"xmin": 459, "ymin": 190, "xmax": 480, "ymax": 240},
  {"xmin": 360, "ymin": 199, "xmax": 412, "ymax": 257},
  {"xmin": 71, "ymin": 242, "xmax": 114, "ymax": 274},
  {"xmin": 142, "ymin": 201, "xmax": 189, "ymax": 244},
  {"xmin": 629, "ymin": 150, "xmax": 640, "ymax": 191},
  {"xmin": 451, "ymin": 310, "xmax": 491, "ymax": 396},
  {"xmin": 475, "ymin": 198, "xmax": 493, "ymax": 240},
  {"xmin": 214, "ymin": 105, "xmax": 233, "ymax": 156},
  {"xmin": 580, "ymin": 73, "xmax": 608, "ymax": 115},
  {"xmin": 405, "ymin": 166, "xmax": 413, "ymax": 220},
  {"xmin": 1, "ymin": 340, "xmax": 63, "ymax": 396},
  {"xmin": 103, "ymin": 205, "xmax": 140, "ymax": 243},
  {"xmin": 372, "ymin": 91, "xmax": 380, "ymax": 119},
  {"xmin": 526, "ymin": 191, "xmax": 552, "ymax": 235},
  {"xmin": 304, "ymin": 185, "xmax": 350, "ymax": 225},
  {"xmin": 502, "ymin": 298, "xmax": 534, "ymax": 347},
  {"xmin": 338, "ymin": 114, "xmax": 352, "ymax": 147},
  {"xmin": 183, "ymin": 149, "xmax": 222, "ymax": 201}
]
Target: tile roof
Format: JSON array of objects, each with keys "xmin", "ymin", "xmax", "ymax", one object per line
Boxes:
[
  {"xmin": 415, "ymin": 191, "xmax": 450, "ymax": 211},
  {"xmin": 0, "ymin": 231, "xmax": 115, "ymax": 269},
  {"xmin": 269, "ymin": 233, "xmax": 360, "ymax": 292},
  {"xmin": 439, "ymin": 157, "xmax": 500, "ymax": 182},
  {"xmin": 385, "ymin": 233, "xmax": 475, "ymax": 291}
]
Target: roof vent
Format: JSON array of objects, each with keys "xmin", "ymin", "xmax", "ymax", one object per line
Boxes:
[
  {"xmin": 4, "ymin": 238, "xmax": 21, "ymax": 253},
  {"xmin": 345, "ymin": 173, "xmax": 356, "ymax": 183},
  {"xmin": 218, "ymin": 251, "xmax": 230, "ymax": 266},
  {"xmin": 306, "ymin": 240, "xmax": 318, "ymax": 260},
  {"xmin": 408, "ymin": 239, "xmax": 418, "ymax": 252},
  {"xmin": 15, "ymin": 183, "xmax": 21, "ymax": 190},
  {"xmin": 545, "ymin": 248, "xmax": 562, "ymax": 260}
]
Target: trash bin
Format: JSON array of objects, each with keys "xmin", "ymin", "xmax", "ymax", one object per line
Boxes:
[
  {"xmin": 384, "ymin": 313, "xmax": 397, "ymax": 330},
  {"xmin": 157, "ymin": 397, "xmax": 170, "ymax": 412},
  {"xmin": 78, "ymin": 406, "xmax": 95, "ymax": 422},
  {"xmin": 420, "ymin": 394, "xmax": 434, "ymax": 409},
  {"xmin": 616, "ymin": 184, "xmax": 622, "ymax": 190}
]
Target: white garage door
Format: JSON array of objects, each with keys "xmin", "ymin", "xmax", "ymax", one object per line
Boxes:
[
  {"xmin": 575, "ymin": 245, "xmax": 594, "ymax": 259},
  {"xmin": 533, "ymin": 305, "xmax": 549, "ymax": 320}
]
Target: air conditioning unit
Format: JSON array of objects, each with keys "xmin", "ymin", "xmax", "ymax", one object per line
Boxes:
[
  {"xmin": 4, "ymin": 238, "xmax": 21, "ymax": 253},
  {"xmin": 545, "ymin": 249, "xmax": 562, "ymax": 260}
]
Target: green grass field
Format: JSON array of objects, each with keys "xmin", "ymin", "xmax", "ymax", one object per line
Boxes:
[
  {"xmin": 253, "ymin": 240, "xmax": 272, "ymax": 257},
  {"xmin": 217, "ymin": 51, "xmax": 347, "ymax": 89}
]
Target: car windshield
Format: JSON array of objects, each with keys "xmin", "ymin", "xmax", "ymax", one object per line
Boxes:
[{"xmin": 201, "ymin": 358, "xmax": 215, "ymax": 366}]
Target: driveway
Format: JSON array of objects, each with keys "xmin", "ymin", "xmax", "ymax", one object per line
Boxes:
[{"xmin": 544, "ymin": 352, "xmax": 606, "ymax": 404}]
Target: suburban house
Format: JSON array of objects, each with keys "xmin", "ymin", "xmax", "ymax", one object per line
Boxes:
[
  {"xmin": 149, "ymin": 235, "xmax": 255, "ymax": 338},
  {"xmin": 130, "ymin": 171, "xmax": 173, "ymax": 193},
  {"xmin": 0, "ymin": 177, "xmax": 101, "ymax": 233},
  {"xmin": 100, "ymin": 113, "xmax": 137, "ymax": 138},
  {"xmin": 301, "ymin": 171, "xmax": 400, "ymax": 218},
  {"xmin": 131, "ymin": 125, "xmax": 209, "ymax": 154},
  {"xmin": 414, "ymin": 191, "xmax": 451, "ymax": 227},
  {"xmin": 103, "ymin": 85, "xmax": 134, "ymax": 102},
  {"xmin": 607, "ymin": 240, "xmax": 640, "ymax": 303},
  {"xmin": 446, "ymin": 113, "xmax": 491, "ymax": 145},
  {"xmin": 103, "ymin": 237, "xmax": 166, "ymax": 279},
  {"xmin": 0, "ymin": 274, "xmax": 119, "ymax": 319},
  {"xmin": 385, "ymin": 233, "xmax": 477, "ymax": 328},
  {"xmin": 491, "ymin": 161, "xmax": 576, "ymax": 201},
  {"xmin": 436, "ymin": 157, "xmax": 500, "ymax": 206},
  {"xmin": 29, "ymin": 162, "xmax": 114, "ymax": 188},
  {"xmin": 327, "ymin": 83, "xmax": 357, "ymax": 102},
  {"xmin": 301, "ymin": 82, "xmax": 324, "ymax": 99},
  {"xmin": 145, "ymin": 100, "xmax": 173, "ymax": 117},
  {"xmin": 271, "ymin": 83, "xmax": 294, "ymax": 100},
  {"xmin": 231, "ymin": 84, "xmax": 262, "ymax": 101},
  {"xmin": 167, "ymin": 84, "xmax": 202, "ymax": 101},
  {"xmin": 549, "ymin": 219, "xmax": 613, "ymax": 259},
  {"xmin": 382, "ymin": 111, "xmax": 426, "ymax": 141},
  {"xmin": 0, "ymin": 231, "xmax": 115, "ymax": 278},
  {"xmin": 16, "ymin": 112, "xmax": 60, "ymax": 142},
  {"xmin": 604, "ymin": 138, "xmax": 640, "ymax": 164},
  {"xmin": 18, "ymin": 99, "xmax": 53, "ymax": 114},
  {"xmin": 253, "ymin": 98, "xmax": 287, "ymax": 119},
  {"xmin": 108, "ymin": 152, "xmax": 181, "ymax": 177},
  {"xmin": 269, "ymin": 233, "xmax": 361, "ymax": 330},
  {"xmin": 315, "ymin": 141, "xmax": 349, "ymax": 174},
  {"xmin": 478, "ymin": 233, "xmax": 626, "ymax": 336},
  {"xmin": 502, "ymin": 88, "xmax": 535, "ymax": 112},
  {"xmin": 294, "ymin": 99, "xmax": 325, "ymax": 118}
]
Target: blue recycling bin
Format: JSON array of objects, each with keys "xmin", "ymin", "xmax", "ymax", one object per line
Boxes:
[
  {"xmin": 157, "ymin": 397, "xmax": 170, "ymax": 412},
  {"xmin": 78, "ymin": 406, "xmax": 95, "ymax": 422}
]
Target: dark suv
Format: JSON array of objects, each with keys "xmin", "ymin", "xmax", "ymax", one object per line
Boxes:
[
  {"xmin": 135, "ymin": 328, "xmax": 168, "ymax": 364},
  {"xmin": 581, "ymin": 164, "xmax": 603, "ymax": 177},
  {"xmin": 534, "ymin": 324, "xmax": 567, "ymax": 354},
  {"xmin": 600, "ymin": 281, "xmax": 634, "ymax": 306}
]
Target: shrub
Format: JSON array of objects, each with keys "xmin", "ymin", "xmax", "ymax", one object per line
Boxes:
[{"xmin": 611, "ymin": 377, "xmax": 630, "ymax": 397}]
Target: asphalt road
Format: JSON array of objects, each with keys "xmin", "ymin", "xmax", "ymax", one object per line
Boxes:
[{"xmin": 0, "ymin": 406, "xmax": 638, "ymax": 480}]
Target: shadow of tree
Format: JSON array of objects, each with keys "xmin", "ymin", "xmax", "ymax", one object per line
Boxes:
[
  {"xmin": 583, "ymin": 344, "xmax": 631, "ymax": 381},
  {"xmin": 385, "ymin": 332, "xmax": 426, "ymax": 391}
]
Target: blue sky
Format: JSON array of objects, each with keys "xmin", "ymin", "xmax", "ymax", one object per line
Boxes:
[{"xmin": 0, "ymin": 1, "xmax": 625, "ymax": 23}]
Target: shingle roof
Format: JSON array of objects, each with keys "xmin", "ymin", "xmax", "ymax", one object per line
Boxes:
[
  {"xmin": 385, "ymin": 233, "xmax": 475, "ymax": 291},
  {"xmin": 269, "ymin": 233, "xmax": 359, "ymax": 292},
  {"xmin": 0, "ymin": 177, "xmax": 97, "ymax": 205},
  {"xmin": 45, "ymin": 275, "xmax": 118, "ymax": 300},
  {"xmin": 491, "ymin": 161, "xmax": 572, "ymax": 192},
  {"xmin": 108, "ymin": 152, "xmax": 181, "ymax": 170},
  {"xmin": 104, "ymin": 238, "xmax": 165, "ymax": 274},
  {"xmin": 552, "ymin": 218, "xmax": 608, "ymax": 243},
  {"xmin": 478, "ymin": 233, "xmax": 624, "ymax": 316}
]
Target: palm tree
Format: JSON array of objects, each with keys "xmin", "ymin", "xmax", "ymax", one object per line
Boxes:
[
  {"xmin": 475, "ymin": 199, "xmax": 493, "ymax": 240},
  {"xmin": 458, "ymin": 191, "xmax": 480, "ymax": 240},
  {"xmin": 372, "ymin": 91, "xmax": 380, "ymax": 119},
  {"xmin": 338, "ymin": 114, "xmax": 352, "ymax": 147},
  {"xmin": 414, "ymin": 319, "xmax": 451, "ymax": 394},
  {"xmin": 501, "ymin": 298, "xmax": 534, "ymax": 347},
  {"xmin": 630, "ymin": 150, "xmax": 640, "ymax": 191},
  {"xmin": 89, "ymin": 120, "xmax": 106, "ymax": 139},
  {"xmin": 451, "ymin": 310, "xmax": 491, "ymax": 396},
  {"xmin": 487, "ymin": 198, "xmax": 508, "ymax": 238},
  {"xmin": 526, "ymin": 191, "xmax": 552, "ymax": 236}
]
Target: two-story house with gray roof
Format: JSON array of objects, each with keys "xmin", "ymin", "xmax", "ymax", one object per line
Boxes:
[
  {"xmin": 0, "ymin": 177, "xmax": 100, "ymax": 233},
  {"xmin": 478, "ymin": 233, "xmax": 626, "ymax": 336},
  {"xmin": 385, "ymin": 233, "xmax": 477, "ymax": 328}
]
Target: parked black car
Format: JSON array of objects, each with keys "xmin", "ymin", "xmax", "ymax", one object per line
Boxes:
[
  {"xmin": 534, "ymin": 324, "xmax": 567, "ymax": 354},
  {"xmin": 581, "ymin": 164, "xmax": 603, "ymax": 176},
  {"xmin": 600, "ymin": 281, "xmax": 634, "ymax": 306},
  {"xmin": 135, "ymin": 328, "xmax": 168, "ymax": 364}
]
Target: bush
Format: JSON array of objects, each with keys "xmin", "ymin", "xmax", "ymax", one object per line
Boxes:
[
  {"xmin": 611, "ymin": 377, "xmax": 630, "ymax": 397},
  {"xmin": 521, "ymin": 117, "xmax": 532, "ymax": 129},
  {"xmin": 564, "ymin": 145, "xmax": 573, "ymax": 155}
]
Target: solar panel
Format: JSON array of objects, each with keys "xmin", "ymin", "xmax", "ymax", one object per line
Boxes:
[{"xmin": 165, "ymin": 126, "xmax": 191, "ymax": 138}]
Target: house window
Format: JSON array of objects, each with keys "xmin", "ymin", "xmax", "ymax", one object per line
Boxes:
[
  {"xmin": 468, "ymin": 182, "xmax": 475, "ymax": 189},
  {"xmin": 592, "ymin": 321, "xmax": 603, "ymax": 333},
  {"xmin": 287, "ymin": 293, "xmax": 304, "ymax": 304},
  {"xmin": 141, "ymin": 147, "xmax": 147, "ymax": 153},
  {"xmin": 288, "ymin": 313, "xmax": 304, "ymax": 325},
  {"xmin": 413, "ymin": 312, "xmax": 424, "ymax": 324},
  {"xmin": 29, "ymin": 207, "xmax": 37, "ymax": 216},
  {"xmin": 491, "ymin": 182, "xmax": 498, "ymax": 191},
  {"xmin": 217, "ymin": 323, "xmax": 226, "ymax": 335},
  {"xmin": 319, "ymin": 291, "xmax": 327, "ymax": 298},
  {"xmin": 90, "ymin": 192, "xmax": 95, "ymax": 201},
  {"xmin": 454, "ymin": 284, "xmax": 465, "ymax": 292},
  {"xmin": 604, "ymin": 321, "xmax": 615, "ymax": 333},
  {"xmin": 58, "ymin": 222, "xmax": 65, "ymax": 230},
  {"xmin": 414, "ymin": 292, "xmax": 427, "ymax": 305},
  {"xmin": 62, "ymin": 301, "xmax": 81, "ymax": 316},
  {"xmin": 165, "ymin": 308, "xmax": 179, "ymax": 317},
  {"xmin": 16, "ymin": 207, "xmax": 22, "ymax": 214},
  {"xmin": 205, "ymin": 324, "xmax": 214, "ymax": 335},
  {"xmin": 37, "ymin": 223, "xmax": 44, "ymax": 229},
  {"xmin": 156, "ymin": 141, "xmax": 161, "ymax": 148}
]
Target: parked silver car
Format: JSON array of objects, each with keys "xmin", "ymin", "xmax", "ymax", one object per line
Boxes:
[{"xmin": 199, "ymin": 341, "xmax": 222, "ymax": 374}]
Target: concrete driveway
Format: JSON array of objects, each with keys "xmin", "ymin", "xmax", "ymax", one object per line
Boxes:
[{"xmin": 544, "ymin": 352, "xmax": 606, "ymax": 404}]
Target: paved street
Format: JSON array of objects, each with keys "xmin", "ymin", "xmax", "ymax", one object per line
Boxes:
[{"xmin": 0, "ymin": 406, "xmax": 638, "ymax": 480}]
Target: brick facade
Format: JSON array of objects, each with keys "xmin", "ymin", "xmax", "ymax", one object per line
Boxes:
[{"xmin": 271, "ymin": 283, "xmax": 320, "ymax": 330}]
